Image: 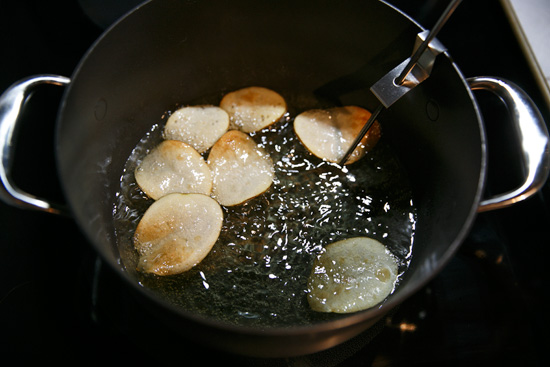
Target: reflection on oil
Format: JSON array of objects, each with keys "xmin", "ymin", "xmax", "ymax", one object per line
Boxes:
[{"xmin": 113, "ymin": 95, "xmax": 417, "ymax": 327}]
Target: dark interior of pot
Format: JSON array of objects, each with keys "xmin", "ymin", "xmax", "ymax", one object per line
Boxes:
[{"xmin": 54, "ymin": 0, "xmax": 485, "ymax": 356}]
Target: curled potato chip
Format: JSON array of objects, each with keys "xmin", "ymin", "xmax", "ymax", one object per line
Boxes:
[
  {"xmin": 207, "ymin": 130, "xmax": 274, "ymax": 206},
  {"xmin": 293, "ymin": 106, "xmax": 381, "ymax": 165},
  {"xmin": 133, "ymin": 193, "xmax": 223, "ymax": 276},
  {"xmin": 220, "ymin": 86, "xmax": 287, "ymax": 133},
  {"xmin": 307, "ymin": 237, "xmax": 398, "ymax": 314},
  {"xmin": 135, "ymin": 140, "xmax": 212, "ymax": 200},
  {"xmin": 164, "ymin": 105, "xmax": 229, "ymax": 153}
]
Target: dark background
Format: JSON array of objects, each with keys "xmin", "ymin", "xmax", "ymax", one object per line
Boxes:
[{"xmin": 1, "ymin": 0, "xmax": 548, "ymax": 365}]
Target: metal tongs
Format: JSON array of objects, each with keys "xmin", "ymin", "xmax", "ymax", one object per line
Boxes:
[{"xmin": 339, "ymin": 0, "xmax": 463, "ymax": 165}]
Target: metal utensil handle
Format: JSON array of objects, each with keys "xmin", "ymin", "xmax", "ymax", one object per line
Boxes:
[
  {"xmin": 395, "ymin": 0, "xmax": 462, "ymax": 85},
  {"xmin": 469, "ymin": 76, "xmax": 550, "ymax": 212},
  {"xmin": 0, "ymin": 74, "xmax": 70, "ymax": 215},
  {"xmin": 340, "ymin": 0, "xmax": 461, "ymax": 165}
]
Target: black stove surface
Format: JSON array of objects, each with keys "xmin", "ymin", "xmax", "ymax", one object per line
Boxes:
[{"xmin": 1, "ymin": 0, "xmax": 549, "ymax": 365}]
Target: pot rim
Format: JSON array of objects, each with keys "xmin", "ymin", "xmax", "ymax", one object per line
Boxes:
[{"xmin": 56, "ymin": 0, "xmax": 488, "ymax": 341}]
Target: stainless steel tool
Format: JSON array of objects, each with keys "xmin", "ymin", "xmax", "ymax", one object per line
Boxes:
[{"xmin": 339, "ymin": 0, "xmax": 462, "ymax": 165}]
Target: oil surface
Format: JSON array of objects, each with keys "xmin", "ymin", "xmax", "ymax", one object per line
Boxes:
[{"xmin": 113, "ymin": 96, "xmax": 416, "ymax": 328}]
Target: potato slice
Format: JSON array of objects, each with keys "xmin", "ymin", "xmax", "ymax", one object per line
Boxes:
[
  {"xmin": 307, "ymin": 237, "xmax": 398, "ymax": 314},
  {"xmin": 164, "ymin": 105, "xmax": 229, "ymax": 153},
  {"xmin": 293, "ymin": 106, "xmax": 381, "ymax": 165},
  {"xmin": 133, "ymin": 193, "xmax": 223, "ymax": 276},
  {"xmin": 135, "ymin": 140, "xmax": 212, "ymax": 200},
  {"xmin": 219, "ymin": 86, "xmax": 287, "ymax": 132},
  {"xmin": 207, "ymin": 130, "xmax": 274, "ymax": 206}
]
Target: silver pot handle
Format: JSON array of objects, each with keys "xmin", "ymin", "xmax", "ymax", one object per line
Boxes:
[
  {"xmin": 468, "ymin": 76, "xmax": 550, "ymax": 212},
  {"xmin": 0, "ymin": 74, "xmax": 70, "ymax": 215},
  {"xmin": 2, "ymin": 75, "xmax": 547, "ymax": 214}
]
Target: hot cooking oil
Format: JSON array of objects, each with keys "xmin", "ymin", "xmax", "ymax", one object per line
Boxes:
[{"xmin": 113, "ymin": 95, "xmax": 416, "ymax": 328}]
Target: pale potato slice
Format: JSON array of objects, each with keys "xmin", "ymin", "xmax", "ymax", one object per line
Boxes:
[
  {"xmin": 135, "ymin": 140, "xmax": 212, "ymax": 200},
  {"xmin": 207, "ymin": 130, "xmax": 274, "ymax": 206},
  {"xmin": 133, "ymin": 193, "xmax": 223, "ymax": 276},
  {"xmin": 293, "ymin": 106, "xmax": 381, "ymax": 165},
  {"xmin": 219, "ymin": 86, "xmax": 287, "ymax": 133},
  {"xmin": 164, "ymin": 105, "xmax": 229, "ymax": 153},
  {"xmin": 307, "ymin": 237, "xmax": 398, "ymax": 314}
]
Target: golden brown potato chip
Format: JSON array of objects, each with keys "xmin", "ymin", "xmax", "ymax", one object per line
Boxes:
[
  {"xmin": 293, "ymin": 106, "xmax": 381, "ymax": 164},
  {"xmin": 220, "ymin": 86, "xmax": 287, "ymax": 133},
  {"xmin": 164, "ymin": 105, "xmax": 229, "ymax": 153},
  {"xmin": 207, "ymin": 130, "xmax": 274, "ymax": 206},
  {"xmin": 133, "ymin": 193, "xmax": 223, "ymax": 275},
  {"xmin": 135, "ymin": 140, "xmax": 212, "ymax": 200},
  {"xmin": 307, "ymin": 237, "xmax": 398, "ymax": 313}
]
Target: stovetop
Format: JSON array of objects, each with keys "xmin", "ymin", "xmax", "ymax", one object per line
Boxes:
[{"xmin": 1, "ymin": 0, "xmax": 549, "ymax": 365}]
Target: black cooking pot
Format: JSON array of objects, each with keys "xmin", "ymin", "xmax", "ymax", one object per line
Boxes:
[{"xmin": 1, "ymin": 0, "xmax": 549, "ymax": 358}]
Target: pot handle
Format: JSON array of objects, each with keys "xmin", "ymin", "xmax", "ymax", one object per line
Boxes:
[
  {"xmin": 0, "ymin": 74, "xmax": 70, "ymax": 215},
  {"xmin": 468, "ymin": 76, "xmax": 550, "ymax": 212}
]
